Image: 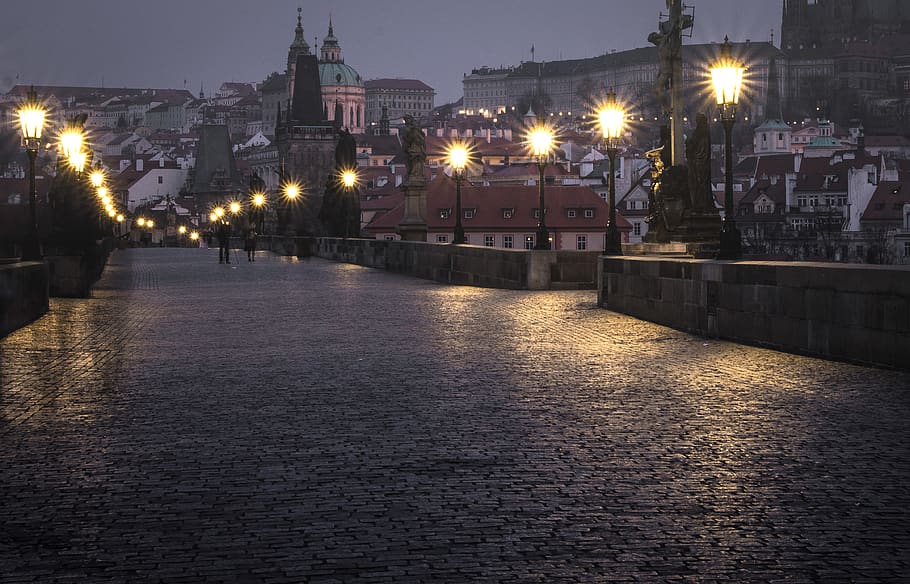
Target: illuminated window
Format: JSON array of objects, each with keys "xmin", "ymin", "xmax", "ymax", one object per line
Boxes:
[
  {"xmin": 439, "ymin": 208, "xmax": 451, "ymax": 219},
  {"xmin": 525, "ymin": 235, "xmax": 535, "ymax": 249}
]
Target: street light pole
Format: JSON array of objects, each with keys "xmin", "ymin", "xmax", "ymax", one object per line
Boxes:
[
  {"xmin": 447, "ymin": 143, "xmax": 469, "ymax": 244},
  {"xmin": 712, "ymin": 37, "xmax": 744, "ymax": 260},
  {"xmin": 599, "ymin": 90, "xmax": 624, "ymax": 255},
  {"xmin": 17, "ymin": 87, "xmax": 46, "ymax": 261},
  {"xmin": 528, "ymin": 126, "xmax": 553, "ymax": 250}
]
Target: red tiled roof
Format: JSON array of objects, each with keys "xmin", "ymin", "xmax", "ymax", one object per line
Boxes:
[
  {"xmin": 366, "ymin": 174, "xmax": 630, "ymax": 232},
  {"xmin": 861, "ymin": 179, "xmax": 910, "ymax": 221}
]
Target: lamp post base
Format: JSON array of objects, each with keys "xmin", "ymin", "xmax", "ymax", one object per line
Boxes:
[
  {"xmin": 604, "ymin": 227, "xmax": 622, "ymax": 255},
  {"xmin": 717, "ymin": 220, "xmax": 742, "ymax": 260},
  {"xmin": 534, "ymin": 229, "xmax": 550, "ymax": 250}
]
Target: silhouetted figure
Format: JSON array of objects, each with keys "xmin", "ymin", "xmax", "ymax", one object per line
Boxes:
[
  {"xmin": 244, "ymin": 227, "xmax": 257, "ymax": 261},
  {"xmin": 216, "ymin": 220, "xmax": 231, "ymax": 264}
]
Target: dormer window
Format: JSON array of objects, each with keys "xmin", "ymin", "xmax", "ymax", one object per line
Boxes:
[
  {"xmin": 567, "ymin": 209, "xmax": 577, "ymax": 218},
  {"xmin": 464, "ymin": 209, "xmax": 475, "ymax": 219},
  {"xmin": 584, "ymin": 209, "xmax": 594, "ymax": 218},
  {"xmin": 439, "ymin": 208, "xmax": 451, "ymax": 219},
  {"xmin": 502, "ymin": 208, "xmax": 513, "ymax": 219}
]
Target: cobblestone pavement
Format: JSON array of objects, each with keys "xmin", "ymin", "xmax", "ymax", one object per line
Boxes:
[{"xmin": 2, "ymin": 248, "xmax": 910, "ymax": 583}]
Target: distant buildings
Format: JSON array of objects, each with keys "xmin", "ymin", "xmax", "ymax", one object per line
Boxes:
[{"xmin": 364, "ymin": 79, "xmax": 436, "ymax": 129}]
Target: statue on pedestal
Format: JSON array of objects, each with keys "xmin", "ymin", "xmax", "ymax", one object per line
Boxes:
[{"xmin": 402, "ymin": 115, "xmax": 426, "ymax": 182}]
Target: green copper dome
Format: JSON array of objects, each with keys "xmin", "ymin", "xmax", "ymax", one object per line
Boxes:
[{"xmin": 319, "ymin": 62, "xmax": 363, "ymax": 88}]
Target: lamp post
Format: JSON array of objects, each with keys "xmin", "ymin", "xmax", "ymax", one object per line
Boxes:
[
  {"xmin": 17, "ymin": 87, "xmax": 46, "ymax": 260},
  {"xmin": 340, "ymin": 168, "xmax": 358, "ymax": 240},
  {"xmin": 712, "ymin": 37, "xmax": 745, "ymax": 260},
  {"xmin": 529, "ymin": 126, "xmax": 554, "ymax": 250},
  {"xmin": 447, "ymin": 144, "xmax": 468, "ymax": 244},
  {"xmin": 598, "ymin": 90, "xmax": 624, "ymax": 255},
  {"xmin": 251, "ymin": 192, "xmax": 266, "ymax": 234}
]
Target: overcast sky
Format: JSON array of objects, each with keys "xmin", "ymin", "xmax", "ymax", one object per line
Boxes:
[{"xmin": 2, "ymin": 1, "xmax": 781, "ymax": 104}]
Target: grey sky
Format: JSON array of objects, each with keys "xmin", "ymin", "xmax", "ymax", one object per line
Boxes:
[{"xmin": 2, "ymin": 1, "xmax": 781, "ymax": 104}]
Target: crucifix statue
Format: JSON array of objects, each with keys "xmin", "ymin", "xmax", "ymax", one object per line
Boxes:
[{"xmin": 648, "ymin": 0, "xmax": 694, "ymax": 166}]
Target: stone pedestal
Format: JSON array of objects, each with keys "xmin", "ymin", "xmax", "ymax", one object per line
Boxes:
[{"xmin": 398, "ymin": 178, "xmax": 427, "ymax": 242}]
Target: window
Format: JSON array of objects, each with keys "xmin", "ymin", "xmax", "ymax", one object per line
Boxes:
[
  {"xmin": 633, "ymin": 222, "xmax": 641, "ymax": 236},
  {"xmin": 503, "ymin": 209, "xmax": 513, "ymax": 219},
  {"xmin": 384, "ymin": 235, "xmax": 395, "ymax": 241},
  {"xmin": 576, "ymin": 235, "xmax": 587, "ymax": 250},
  {"xmin": 464, "ymin": 209, "xmax": 474, "ymax": 219},
  {"xmin": 439, "ymin": 208, "xmax": 451, "ymax": 219},
  {"xmin": 484, "ymin": 235, "xmax": 495, "ymax": 247},
  {"xmin": 436, "ymin": 235, "xmax": 448, "ymax": 243},
  {"xmin": 503, "ymin": 235, "xmax": 513, "ymax": 248},
  {"xmin": 856, "ymin": 244, "xmax": 865, "ymax": 258},
  {"xmin": 463, "ymin": 234, "xmax": 469, "ymax": 244},
  {"xmin": 525, "ymin": 235, "xmax": 535, "ymax": 249},
  {"xmin": 157, "ymin": 176, "xmax": 163, "ymax": 184},
  {"xmin": 567, "ymin": 209, "xmax": 577, "ymax": 218},
  {"xmin": 534, "ymin": 209, "xmax": 541, "ymax": 219},
  {"xmin": 904, "ymin": 241, "xmax": 910, "ymax": 257},
  {"xmin": 584, "ymin": 209, "xmax": 594, "ymax": 218}
]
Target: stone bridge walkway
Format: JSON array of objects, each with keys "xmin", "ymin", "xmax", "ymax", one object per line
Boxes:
[{"xmin": 2, "ymin": 248, "xmax": 909, "ymax": 583}]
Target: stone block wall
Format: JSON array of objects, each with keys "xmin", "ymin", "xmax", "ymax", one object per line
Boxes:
[
  {"xmin": 0, "ymin": 261, "xmax": 49, "ymax": 338},
  {"xmin": 599, "ymin": 257, "xmax": 910, "ymax": 370},
  {"xmin": 313, "ymin": 238, "xmax": 600, "ymax": 290}
]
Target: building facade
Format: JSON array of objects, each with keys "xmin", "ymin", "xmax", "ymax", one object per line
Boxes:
[{"xmin": 364, "ymin": 79, "xmax": 435, "ymax": 127}]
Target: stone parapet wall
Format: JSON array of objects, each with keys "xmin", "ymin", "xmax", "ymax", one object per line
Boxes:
[
  {"xmin": 0, "ymin": 261, "xmax": 49, "ymax": 338},
  {"xmin": 312, "ymin": 238, "xmax": 600, "ymax": 290},
  {"xmin": 599, "ymin": 257, "xmax": 910, "ymax": 369}
]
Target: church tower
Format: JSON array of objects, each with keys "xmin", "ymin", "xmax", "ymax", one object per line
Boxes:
[{"xmin": 287, "ymin": 7, "xmax": 311, "ymax": 101}]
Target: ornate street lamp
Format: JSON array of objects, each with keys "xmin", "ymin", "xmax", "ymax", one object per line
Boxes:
[
  {"xmin": 16, "ymin": 87, "xmax": 46, "ymax": 260},
  {"xmin": 58, "ymin": 121, "xmax": 85, "ymax": 172},
  {"xmin": 529, "ymin": 125, "xmax": 554, "ymax": 250},
  {"xmin": 283, "ymin": 183, "xmax": 300, "ymax": 202},
  {"xmin": 340, "ymin": 168, "xmax": 358, "ymax": 240},
  {"xmin": 229, "ymin": 201, "xmax": 242, "ymax": 215},
  {"xmin": 89, "ymin": 168, "xmax": 105, "ymax": 189},
  {"xmin": 598, "ymin": 90, "xmax": 624, "ymax": 255},
  {"xmin": 712, "ymin": 36, "xmax": 745, "ymax": 260},
  {"xmin": 250, "ymin": 191, "xmax": 266, "ymax": 234},
  {"xmin": 447, "ymin": 143, "xmax": 469, "ymax": 244}
]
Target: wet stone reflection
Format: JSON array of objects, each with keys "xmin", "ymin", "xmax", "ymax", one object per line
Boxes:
[{"xmin": 1, "ymin": 247, "xmax": 909, "ymax": 583}]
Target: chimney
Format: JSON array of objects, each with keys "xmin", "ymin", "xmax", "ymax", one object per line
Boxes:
[{"xmin": 486, "ymin": 128, "xmax": 492, "ymax": 143}]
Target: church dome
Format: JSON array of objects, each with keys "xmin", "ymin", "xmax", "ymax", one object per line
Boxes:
[{"xmin": 320, "ymin": 62, "xmax": 363, "ymax": 88}]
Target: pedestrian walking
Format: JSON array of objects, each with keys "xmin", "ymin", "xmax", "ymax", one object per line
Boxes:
[
  {"xmin": 244, "ymin": 227, "xmax": 258, "ymax": 262},
  {"xmin": 217, "ymin": 220, "xmax": 231, "ymax": 264}
]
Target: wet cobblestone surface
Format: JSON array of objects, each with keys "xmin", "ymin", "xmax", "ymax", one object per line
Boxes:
[{"xmin": 2, "ymin": 248, "xmax": 910, "ymax": 583}]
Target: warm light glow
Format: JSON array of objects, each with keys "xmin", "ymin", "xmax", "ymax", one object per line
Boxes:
[
  {"xmin": 214, "ymin": 207, "xmax": 225, "ymax": 218},
  {"xmin": 178, "ymin": 225, "xmax": 187, "ymax": 235},
  {"xmin": 137, "ymin": 217, "xmax": 146, "ymax": 227},
  {"xmin": 598, "ymin": 91, "xmax": 625, "ymax": 141},
  {"xmin": 711, "ymin": 37, "xmax": 745, "ymax": 106},
  {"xmin": 90, "ymin": 170, "xmax": 105, "ymax": 188},
  {"xmin": 190, "ymin": 231, "xmax": 200, "ymax": 241},
  {"xmin": 251, "ymin": 192, "xmax": 266, "ymax": 207},
  {"xmin": 101, "ymin": 195, "xmax": 111, "ymax": 205},
  {"xmin": 116, "ymin": 214, "xmax": 124, "ymax": 223},
  {"xmin": 104, "ymin": 203, "xmax": 114, "ymax": 213},
  {"xmin": 107, "ymin": 209, "xmax": 116, "ymax": 218},
  {"xmin": 209, "ymin": 212, "xmax": 217, "ymax": 222},
  {"xmin": 97, "ymin": 186, "xmax": 109, "ymax": 198},
  {"xmin": 69, "ymin": 151, "xmax": 88, "ymax": 173},
  {"xmin": 146, "ymin": 219, "xmax": 155, "ymax": 228},
  {"xmin": 229, "ymin": 201, "xmax": 241, "ymax": 214},
  {"xmin": 448, "ymin": 144, "xmax": 469, "ymax": 172},
  {"xmin": 341, "ymin": 169, "xmax": 357, "ymax": 190},
  {"xmin": 284, "ymin": 183, "xmax": 301, "ymax": 200},
  {"xmin": 528, "ymin": 126, "xmax": 554, "ymax": 158},
  {"xmin": 59, "ymin": 128, "xmax": 84, "ymax": 161},
  {"xmin": 17, "ymin": 99, "xmax": 46, "ymax": 141}
]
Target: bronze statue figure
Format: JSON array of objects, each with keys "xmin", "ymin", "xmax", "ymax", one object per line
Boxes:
[{"xmin": 402, "ymin": 115, "xmax": 426, "ymax": 180}]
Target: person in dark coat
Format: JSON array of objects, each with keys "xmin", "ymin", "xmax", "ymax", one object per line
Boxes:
[
  {"xmin": 216, "ymin": 220, "xmax": 231, "ymax": 264},
  {"xmin": 244, "ymin": 226, "xmax": 257, "ymax": 262}
]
